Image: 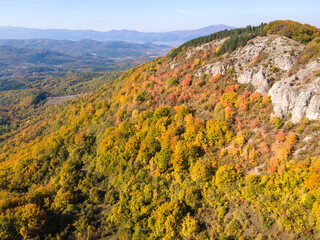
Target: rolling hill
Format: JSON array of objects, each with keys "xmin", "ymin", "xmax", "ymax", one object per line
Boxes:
[
  {"xmin": 0, "ymin": 40, "xmax": 171, "ymax": 92},
  {"xmin": 0, "ymin": 39, "xmax": 171, "ymax": 59}
]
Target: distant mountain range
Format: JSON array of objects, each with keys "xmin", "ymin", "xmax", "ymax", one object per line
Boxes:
[
  {"xmin": 0, "ymin": 39, "xmax": 171, "ymax": 59},
  {"xmin": 0, "ymin": 25, "xmax": 234, "ymax": 46},
  {"xmin": 0, "ymin": 40, "xmax": 171, "ymax": 81}
]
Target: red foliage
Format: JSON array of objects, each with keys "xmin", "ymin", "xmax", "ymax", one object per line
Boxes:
[
  {"xmin": 209, "ymin": 77, "xmax": 215, "ymax": 83},
  {"xmin": 210, "ymin": 96, "xmax": 219, "ymax": 105},
  {"xmin": 235, "ymin": 163, "xmax": 241, "ymax": 170},
  {"xmin": 259, "ymin": 141, "xmax": 269, "ymax": 154},
  {"xmin": 221, "ymin": 101, "xmax": 229, "ymax": 107},
  {"xmin": 212, "ymin": 89, "xmax": 223, "ymax": 98},
  {"xmin": 225, "ymin": 106, "xmax": 235, "ymax": 119},
  {"xmin": 268, "ymin": 157, "xmax": 279, "ymax": 173},
  {"xmin": 172, "ymin": 72, "xmax": 178, "ymax": 79},
  {"xmin": 236, "ymin": 117, "xmax": 244, "ymax": 131},
  {"xmin": 243, "ymin": 90, "xmax": 250, "ymax": 98},
  {"xmin": 182, "ymin": 64, "xmax": 190, "ymax": 70},
  {"xmin": 149, "ymin": 75, "xmax": 155, "ymax": 81},
  {"xmin": 213, "ymin": 73, "xmax": 222, "ymax": 82},
  {"xmin": 235, "ymin": 90, "xmax": 250, "ymax": 112},
  {"xmin": 250, "ymin": 118, "xmax": 260, "ymax": 129},
  {"xmin": 276, "ymin": 131, "xmax": 286, "ymax": 142},
  {"xmin": 154, "ymin": 84, "xmax": 160, "ymax": 92},
  {"xmin": 278, "ymin": 164, "xmax": 285, "ymax": 173},
  {"xmin": 162, "ymin": 73, "xmax": 170, "ymax": 80},
  {"xmin": 239, "ymin": 102, "xmax": 248, "ymax": 112},
  {"xmin": 224, "ymin": 85, "xmax": 235, "ymax": 93},
  {"xmin": 249, "ymin": 92, "xmax": 261, "ymax": 102},
  {"xmin": 182, "ymin": 79, "xmax": 191, "ymax": 87},
  {"xmin": 186, "ymin": 74, "xmax": 193, "ymax": 79}
]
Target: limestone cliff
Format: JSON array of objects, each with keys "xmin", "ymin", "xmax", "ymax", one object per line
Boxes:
[{"xmin": 196, "ymin": 35, "xmax": 320, "ymax": 123}]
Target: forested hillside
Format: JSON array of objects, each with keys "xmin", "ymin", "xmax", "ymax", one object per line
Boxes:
[{"xmin": 1, "ymin": 20, "xmax": 320, "ymax": 239}]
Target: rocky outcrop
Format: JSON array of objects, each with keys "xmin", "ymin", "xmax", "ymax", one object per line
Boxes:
[
  {"xmin": 228, "ymin": 35, "xmax": 319, "ymax": 123},
  {"xmin": 238, "ymin": 68, "xmax": 269, "ymax": 94},
  {"xmin": 268, "ymin": 61, "xmax": 320, "ymax": 123},
  {"xmin": 232, "ymin": 36, "xmax": 303, "ymax": 72},
  {"xmin": 189, "ymin": 34, "xmax": 320, "ymax": 123},
  {"xmin": 196, "ymin": 63, "xmax": 225, "ymax": 77},
  {"xmin": 306, "ymin": 94, "xmax": 320, "ymax": 120}
]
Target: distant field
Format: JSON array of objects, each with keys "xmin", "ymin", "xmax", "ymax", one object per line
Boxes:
[{"xmin": 44, "ymin": 93, "xmax": 87, "ymax": 105}]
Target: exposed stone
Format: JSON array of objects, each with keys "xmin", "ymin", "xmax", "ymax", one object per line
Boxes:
[
  {"xmin": 232, "ymin": 36, "xmax": 303, "ymax": 73},
  {"xmin": 268, "ymin": 80, "xmax": 297, "ymax": 119},
  {"xmin": 306, "ymin": 94, "xmax": 320, "ymax": 120},
  {"xmin": 290, "ymin": 90, "xmax": 313, "ymax": 123},
  {"xmin": 274, "ymin": 55, "xmax": 296, "ymax": 71},
  {"xmin": 195, "ymin": 35, "xmax": 320, "ymax": 123},
  {"xmin": 293, "ymin": 146, "xmax": 307, "ymax": 157},
  {"xmin": 303, "ymin": 136, "xmax": 313, "ymax": 142},
  {"xmin": 196, "ymin": 63, "xmax": 225, "ymax": 77},
  {"xmin": 238, "ymin": 68, "xmax": 269, "ymax": 94},
  {"xmin": 238, "ymin": 70, "xmax": 254, "ymax": 84},
  {"xmin": 268, "ymin": 61, "xmax": 320, "ymax": 123},
  {"xmin": 170, "ymin": 63, "xmax": 177, "ymax": 69}
]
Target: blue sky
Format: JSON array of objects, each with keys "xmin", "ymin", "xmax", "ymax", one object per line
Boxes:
[{"xmin": 0, "ymin": 0, "xmax": 319, "ymax": 31}]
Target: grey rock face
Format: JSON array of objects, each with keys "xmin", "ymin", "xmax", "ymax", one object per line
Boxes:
[
  {"xmin": 196, "ymin": 63, "xmax": 225, "ymax": 77},
  {"xmin": 268, "ymin": 80, "xmax": 296, "ymax": 119},
  {"xmin": 231, "ymin": 35, "xmax": 319, "ymax": 123},
  {"xmin": 238, "ymin": 68, "xmax": 269, "ymax": 94},
  {"xmin": 290, "ymin": 90, "xmax": 313, "ymax": 122},
  {"xmin": 238, "ymin": 70, "xmax": 254, "ymax": 84},
  {"xmin": 190, "ymin": 35, "xmax": 320, "ymax": 123},
  {"xmin": 306, "ymin": 94, "xmax": 320, "ymax": 120},
  {"xmin": 268, "ymin": 62, "xmax": 320, "ymax": 123}
]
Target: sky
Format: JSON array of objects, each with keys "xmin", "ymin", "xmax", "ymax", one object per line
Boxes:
[{"xmin": 0, "ymin": 0, "xmax": 319, "ymax": 32}]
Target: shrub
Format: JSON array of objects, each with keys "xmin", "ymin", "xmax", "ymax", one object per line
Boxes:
[
  {"xmin": 182, "ymin": 79, "xmax": 191, "ymax": 87},
  {"xmin": 215, "ymin": 165, "xmax": 238, "ymax": 188},
  {"xmin": 154, "ymin": 106, "xmax": 171, "ymax": 118},
  {"xmin": 190, "ymin": 160, "xmax": 211, "ymax": 182},
  {"xmin": 166, "ymin": 78, "xmax": 179, "ymax": 87}
]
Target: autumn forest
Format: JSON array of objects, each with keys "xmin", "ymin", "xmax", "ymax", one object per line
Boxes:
[{"xmin": 1, "ymin": 20, "xmax": 320, "ymax": 240}]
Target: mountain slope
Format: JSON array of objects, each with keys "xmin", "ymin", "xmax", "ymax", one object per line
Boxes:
[
  {"xmin": 0, "ymin": 20, "xmax": 320, "ymax": 239},
  {"xmin": 0, "ymin": 25, "xmax": 234, "ymax": 46}
]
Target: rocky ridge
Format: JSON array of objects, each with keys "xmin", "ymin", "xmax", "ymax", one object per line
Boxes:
[{"xmin": 195, "ymin": 35, "xmax": 320, "ymax": 123}]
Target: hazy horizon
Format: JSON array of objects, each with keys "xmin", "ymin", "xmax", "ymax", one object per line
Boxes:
[
  {"xmin": 0, "ymin": 0, "xmax": 319, "ymax": 32},
  {"xmin": 0, "ymin": 24, "xmax": 234, "ymax": 33}
]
